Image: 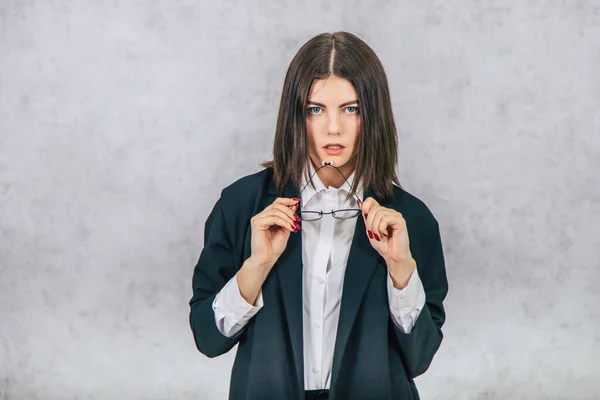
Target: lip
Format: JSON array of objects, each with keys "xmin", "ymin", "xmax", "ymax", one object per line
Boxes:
[{"xmin": 324, "ymin": 145, "xmax": 344, "ymax": 156}]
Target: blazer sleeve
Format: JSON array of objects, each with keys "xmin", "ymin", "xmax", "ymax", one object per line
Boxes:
[
  {"xmin": 189, "ymin": 193, "xmax": 246, "ymax": 358},
  {"xmin": 392, "ymin": 217, "xmax": 448, "ymax": 378}
]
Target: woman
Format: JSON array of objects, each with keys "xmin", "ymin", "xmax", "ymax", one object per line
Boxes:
[{"xmin": 189, "ymin": 31, "xmax": 448, "ymax": 400}]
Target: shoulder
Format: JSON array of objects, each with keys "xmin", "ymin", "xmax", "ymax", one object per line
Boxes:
[
  {"xmin": 389, "ymin": 184, "xmax": 440, "ymax": 234},
  {"xmin": 207, "ymin": 168, "xmax": 273, "ymax": 245},
  {"xmin": 218, "ymin": 167, "xmax": 273, "ymax": 207}
]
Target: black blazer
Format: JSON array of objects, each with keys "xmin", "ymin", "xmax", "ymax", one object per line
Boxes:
[{"xmin": 189, "ymin": 167, "xmax": 448, "ymax": 400}]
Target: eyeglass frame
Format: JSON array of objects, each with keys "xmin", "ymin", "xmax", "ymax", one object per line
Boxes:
[{"xmin": 297, "ymin": 163, "xmax": 364, "ymax": 222}]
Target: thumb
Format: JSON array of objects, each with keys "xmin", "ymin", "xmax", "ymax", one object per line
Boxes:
[{"xmin": 359, "ymin": 197, "xmax": 379, "ymax": 217}]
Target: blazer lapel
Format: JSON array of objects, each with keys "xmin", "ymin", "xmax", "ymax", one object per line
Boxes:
[
  {"xmin": 265, "ymin": 175, "xmax": 391, "ymax": 393},
  {"xmin": 266, "ymin": 178, "xmax": 305, "ymax": 391},
  {"xmin": 330, "ymin": 187, "xmax": 390, "ymax": 389}
]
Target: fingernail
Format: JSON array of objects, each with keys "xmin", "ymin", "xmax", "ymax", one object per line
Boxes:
[
  {"xmin": 363, "ymin": 213, "xmax": 368, "ymax": 219},
  {"xmin": 294, "ymin": 222, "xmax": 301, "ymax": 230},
  {"xmin": 294, "ymin": 214, "xmax": 300, "ymax": 222},
  {"xmin": 292, "ymin": 197, "xmax": 300, "ymax": 201},
  {"xmin": 374, "ymin": 234, "xmax": 381, "ymax": 241},
  {"xmin": 368, "ymin": 230, "xmax": 373, "ymax": 239},
  {"xmin": 356, "ymin": 199, "xmax": 362, "ymax": 207}
]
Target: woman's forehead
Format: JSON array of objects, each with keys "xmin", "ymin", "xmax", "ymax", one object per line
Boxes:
[{"xmin": 308, "ymin": 76, "xmax": 358, "ymax": 103}]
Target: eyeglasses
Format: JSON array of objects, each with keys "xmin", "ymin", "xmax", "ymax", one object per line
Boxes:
[{"xmin": 297, "ymin": 163, "xmax": 363, "ymax": 222}]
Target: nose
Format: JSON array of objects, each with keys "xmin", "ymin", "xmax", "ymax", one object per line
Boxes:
[{"xmin": 327, "ymin": 112, "xmax": 340, "ymax": 134}]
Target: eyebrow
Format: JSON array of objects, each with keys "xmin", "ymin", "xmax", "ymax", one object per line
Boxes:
[{"xmin": 307, "ymin": 100, "xmax": 359, "ymax": 108}]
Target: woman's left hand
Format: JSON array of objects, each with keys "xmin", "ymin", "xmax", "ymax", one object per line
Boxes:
[{"xmin": 358, "ymin": 197, "xmax": 416, "ymax": 286}]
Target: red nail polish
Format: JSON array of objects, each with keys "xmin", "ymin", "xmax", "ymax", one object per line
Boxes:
[
  {"xmin": 292, "ymin": 197, "xmax": 301, "ymax": 201},
  {"xmin": 356, "ymin": 199, "xmax": 362, "ymax": 207},
  {"xmin": 364, "ymin": 213, "xmax": 368, "ymax": 219},
  {"xmin": 294, "ymin": 214, "xmax": 300, "ymax": 222},
  {"xmin": 374, "ymin": 234, "xmax": 380, "ymax": 241},
  {"xmin": 368, "ymin": 230, "xmax": 373, "ymax": 239},
  {"xmin": 294, "ymin": 222, "xmax": 301, "ymax": 230}
]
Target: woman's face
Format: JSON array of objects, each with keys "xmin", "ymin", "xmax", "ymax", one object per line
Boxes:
[{"xmin": 305, "ymin": 75, "xmax": 361, "ymax": 176}]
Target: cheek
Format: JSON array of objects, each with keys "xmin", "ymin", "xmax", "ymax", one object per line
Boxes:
[
  {"xmin": 342, "ymin": 117, "xmax": 361, "ymax": 144},
  {"xmin": 307, "ymin": 117, "xmax": 326, "ymax": 133},
  {"xmin": 305, "ymin": 121, "xmax": 318, "ymax": 151},
  {"xmin": 342, "ymin": 115, "xmax": 360, "ymax": 130}
]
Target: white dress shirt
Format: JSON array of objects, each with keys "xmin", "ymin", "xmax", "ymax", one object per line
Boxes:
[{"xmin": 212, "ymin": 163, "xmax": 426, "ymax": 390}]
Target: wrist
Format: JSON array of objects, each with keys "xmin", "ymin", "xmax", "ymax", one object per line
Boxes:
[
  {"xmin": 386, "ymin": 257, "xmax": 416, "ymax": 290},
  {"xmin": 245, "ymin": 256, "xmax": 274, "ymax": 274},
  {"xmin": 385, "ymin": 254, "xmax": 415, "ymax": 270},
  {"xmin": 237, "ymin": 257, "xmax": 272, "ymax": 305}
]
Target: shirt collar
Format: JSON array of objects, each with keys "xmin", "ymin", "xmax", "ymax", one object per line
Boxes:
[{"xmin": 300, "ymin": 162, "xmax": 364, "ymax": 207}]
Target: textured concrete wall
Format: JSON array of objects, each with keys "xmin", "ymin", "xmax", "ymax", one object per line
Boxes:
[{"xmin": 1, "ymin": 1, "xmax": 599, "ymax": 399}]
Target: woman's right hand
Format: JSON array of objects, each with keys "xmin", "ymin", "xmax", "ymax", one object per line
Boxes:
[{"xmin": 249, "ymin": 197, "xmax": 301, "ymax": 269}]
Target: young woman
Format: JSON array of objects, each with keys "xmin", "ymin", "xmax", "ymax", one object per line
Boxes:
[{"xmin": 189, "ymin": 31, "xmax": 448, "ymax": 400}]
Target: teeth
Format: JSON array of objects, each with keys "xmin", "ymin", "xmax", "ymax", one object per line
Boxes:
[{"xmin": 326, "ymin": 146, "xmax": 342, "ymax": 149}]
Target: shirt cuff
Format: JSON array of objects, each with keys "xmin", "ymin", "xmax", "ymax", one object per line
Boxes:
[
  {"xmin": 212, "ymin": 273, "xmax": 264, "ymax": 336},
  {"xmin": 387, "ymin": 267, "xmax": 426, "ymax": 333}
]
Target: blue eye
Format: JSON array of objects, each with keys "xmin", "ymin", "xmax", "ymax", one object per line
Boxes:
[{"xmin": 307, "ymin": 106, "xmax": 359, "ymax": 115}]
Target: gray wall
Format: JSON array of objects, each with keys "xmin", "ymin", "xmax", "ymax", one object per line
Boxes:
[{"xmin": 1, "ymin": 1, "xmax": 599, "ymax": 399}]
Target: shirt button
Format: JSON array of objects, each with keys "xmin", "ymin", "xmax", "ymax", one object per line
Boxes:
[
  {"xmin": 317, "ymin": 277, "xmax": 324, "ymax": 284},
  {"xmin": 314, "ymin": 322, "xmax": 321, "ymax": 328},
  {"xmin": 312, "ymin": 366, "xmax": 319, "ymax": 373}
]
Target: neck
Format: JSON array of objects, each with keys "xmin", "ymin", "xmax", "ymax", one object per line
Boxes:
[{"xmin": 310, "ymin": 158, "xmax": 354, "ymax": 189}]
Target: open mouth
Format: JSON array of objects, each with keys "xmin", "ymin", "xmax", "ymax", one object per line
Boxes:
[{"xmin": 324, "ymin": 145, "xmax": 344, "ymax": 155}]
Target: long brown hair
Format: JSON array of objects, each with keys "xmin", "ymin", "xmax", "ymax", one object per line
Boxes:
[{"xmin": 260, "ymin": 31, "xmax": 401, "ymax": 202}]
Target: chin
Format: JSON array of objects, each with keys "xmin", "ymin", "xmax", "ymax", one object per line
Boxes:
[
  {"xmin": 310, "ymin": 152, "xmax": 353, "ymax": 169},
  {"xmin": 321, "ymin": 157, "xmax": 351, "ymax": 167}
]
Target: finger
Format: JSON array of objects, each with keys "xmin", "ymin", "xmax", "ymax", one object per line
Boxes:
[
  {"xmin": 263, "ymin": 208, "xmax": 298, "ymax": 230},
  {"xmin": 263, "ymin": 199, "xmax": 300, "ymax": 223},
  {"xmin": 270, "ymin": 205, "xmax": 301, "ymax": 229},
  {"xmin": 360, "ymin": 197, "xmax": 380, "ymax": 219},
  {"xmin": 271, "ymin": 203, "xmax": 301, "ymax": 224},
  {"xmin": 377, "ymin": 215, "xmax": 391, "ymax": 239},
  {"xmin": 395, "ymin": 214, "xmax": 408, "ymax": 239},
  {"xmin": 364, "ymin": 205, "xmax": 378, "ymax": 240},
  {"xmin": 382, "ymin": 211, "xmax": 399, "ymax": 238},
  {"xmin": 273, "ymin": 197, "xmax": 301, "ymax": 207},
  {"xmin": 363, "ymin": 200, "xmax": 383, "ymax": 228},
  {"xmin": 370, "ymin": 208, "xmax": 384, "ymax": 241},
  {"xmin": 363, "ymin": 202, "xmax": 372, "ymax": 228},
  {"xmin": 254, "ymin": 214, "xmax": 297, "ymax": 233}
]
